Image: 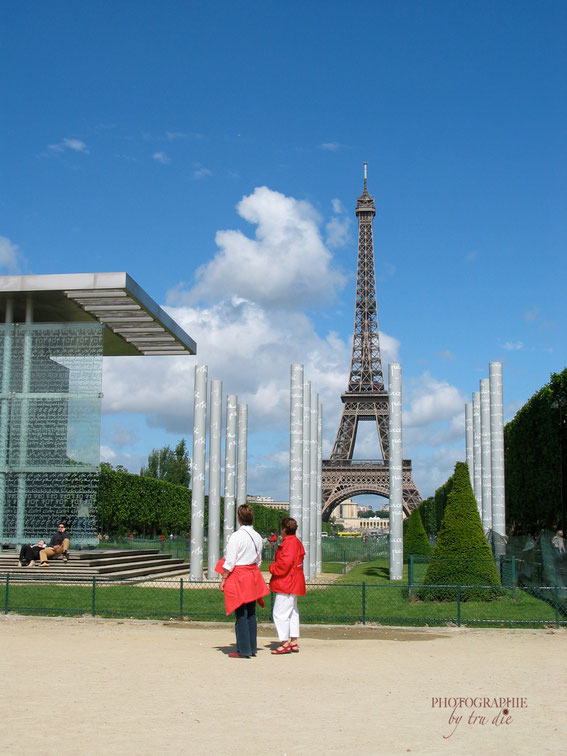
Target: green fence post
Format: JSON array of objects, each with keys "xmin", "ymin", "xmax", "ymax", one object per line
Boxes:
[
  {"xmin": 180, "ymin": 578, "xmax": 184, "ymax": 620},
  {"xmin": 554, "ymin": 586, "xmax": 560, "ymax": 629},
  {"xmin": 362, "ymin": 582, "xmax": 366, "ymax": 625},
  {"xmin": 92, "ymin": 576, "xmax": 96, "ymax": 617},
  {"xmin": 457, "ymin": 584, "xmax": 461, "ymax": 627},
  {"xmin": 408, "ymin": 555, "xmax": 414, "ymax": 596},
  {"xmin": 4, "ymin": 573, "xmax": 9, "ymax": 615}
]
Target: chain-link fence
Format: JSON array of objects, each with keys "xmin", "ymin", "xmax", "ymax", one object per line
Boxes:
[
  {"xmin": 88, "ymin": 535, "xmax": 390, "ymax": 568},
  {"xmin": 2, "ymin": 573, "xmax": 565, "ymax": 628}
]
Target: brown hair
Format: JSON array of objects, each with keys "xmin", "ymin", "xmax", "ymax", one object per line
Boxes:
[
  {"xmin": 281, "ymin": 517, "xmax": 297, "ymax": 535},
  {"xmin": 237, "ymin": 504, "xmax": 254, "ymax": 526}
]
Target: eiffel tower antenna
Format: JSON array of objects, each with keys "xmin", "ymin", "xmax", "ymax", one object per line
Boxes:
[{"xmin": 321, "ymin": 165, "xmax": 422, "ymax": 520}]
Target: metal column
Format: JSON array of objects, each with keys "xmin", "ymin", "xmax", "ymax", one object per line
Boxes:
[
  {"xmin": 309, "ymin": 391, "xmax": 318, "ymax": 578},
  {"xmin": 190, "ymin": 364, "xmax": 207, "ymax": 581},
  {"xmin": 207, "ymin": 379, "xmax": 222, "ymax": 579},
  {"xmin": 480, "ymin": 378, "xmax": 492, "ymax": 534},
  {"xmin": 289, "ymin": 364, "xmax": 304, "ymax": 525},
  {"xmin": 316, "ymin": 399, "xmax": 323, "ymax": 574},
  {"xmin": 223, "ymin": 394, "xmax": 237, "ymax": 549},
  {"xmin": 302, "ymin": 381, "xmax": 311, "ymax": 575},
  {"xmin": 236, "ymin": 403, "xmax": 248, "ymax": 507},
  {"xmin": 490, "ymin": 363, "xmax": 506, "ymax": 558},
  {"xmin": 388, "ymin": 364, "xmax": 403, "ymax": 580},
  {"xmin": 465, "ymin": 402, "xmax": 474, "ymax": 489},
  {"xmin": 472, "ymin": 391, "xmax": 482, "ymax": 515}
]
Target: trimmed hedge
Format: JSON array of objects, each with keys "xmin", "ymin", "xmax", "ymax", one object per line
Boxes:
[
  {"xmin": 97, "ymin": 470, "xmax": 191, "ymax": 536},
  {"xmin": 505, "ymin": 367, "xmax": 567, "ymax": 534},
  {"xmin": 420, "ymin": 462, "xmax": 502, "ymax": 601},
  {"xmin": 403, "ymin": 508, "xmax": 432, "ymax": 561},
  {"xmin": 97, "ymin": 469, "xmax": 289, "ymax": 539}
]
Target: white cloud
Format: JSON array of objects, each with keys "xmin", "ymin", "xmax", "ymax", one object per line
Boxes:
[
  {"xmin": 166, "ymin": 131, "xmax": 203, "ymax": 142},
  {"xmin": 170, "ymin": 186, "xmax": 346, "ymax": 309},
  {"xmin": 321, "ymin": 142, "xmax": 340, "ymax": 152},
  {"xmin": 503, "ymin": 341, "xmax": 525, "ymax": 351},
  {"xmin": 101, "ymin": 422, "xmax": 140, "ymax": 449},
  {"xmin": 376, "ymin": 262, "xmax": 396, "ymax": 281},
  {"xmin": 101, "ymin": 324, "xmax": 462, "ymax": 499},
  {"xmin": 411, "ymin": 446, "xmax": 464, "ymax": 498},
  {"xmin": 193, "ymin": 167, "xmax": 212, "ymax": 179},
  {"xmin": 0, "ymin": 236, "xmax": 23, "ymax": 272},
  {"xmin": 99, "ymin": 184, "xmax": 464, "ymax": 499},
  {"xmin": 100, "ymin": 445, "xmax": 117, "ymax": 461},
  {"xmin": 436, "ymin": 350, "xmax": 455, "ymax": 361},
  {"xmin": 153, "ymin": 151, "xmax": 171, "ymax": 164},
  {"xmin": 48, "ymin": 138, "xmax": 89, "ymax": 154},
  {"xmin": 404, "ymin": 373, "xmax": 466, "ymax": 428},
  {"xmin": 525, "ymin": 306, "xmax": 540, "ymax": 322},
  {"xmin": 325, "ymin": 198, "xmax": 351, "ymax": 249}
]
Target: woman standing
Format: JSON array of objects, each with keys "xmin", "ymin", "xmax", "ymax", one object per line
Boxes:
[
  {"xmin": 216, "ymin": 504, "xmax": 269, "ymax": 659},
  {"xmin": 269, "ymin": 517, "xmax": 306, "ymax": 655}
]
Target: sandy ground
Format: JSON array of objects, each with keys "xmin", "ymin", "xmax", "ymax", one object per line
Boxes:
[{"xmin": 0, "ymin": 616, "xmax": 565, "ymax": 756}]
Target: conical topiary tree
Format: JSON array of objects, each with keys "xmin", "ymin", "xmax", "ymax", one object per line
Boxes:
[
  {"xmin": 403, "ymin": 508, "xmax": 432, "ymax": 561},
  {"xmin": 419, "ymin": 461, "xmax": 502, "ymax": 601}
]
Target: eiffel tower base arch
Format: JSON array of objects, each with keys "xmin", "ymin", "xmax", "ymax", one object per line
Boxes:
[{"xmin": 321, "ymin": 460, "xmax": 422, "ymax": 521}]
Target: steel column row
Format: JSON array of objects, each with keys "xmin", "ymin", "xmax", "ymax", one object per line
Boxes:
[
  {"xmin": 289, "ymin": 365, "xmax": 322, "ymax": 579},
  {"xmin": 464, "ymin": 362, "xmax": 506, "ymax": 556},
  {"xmin": 190, "ymin": 364, "xmax": 248, "ymax": 581}
]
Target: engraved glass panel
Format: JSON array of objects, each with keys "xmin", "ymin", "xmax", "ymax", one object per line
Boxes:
[{"xmin": 0, "ymin": 323, "xmax": 103, "ymax": 544}]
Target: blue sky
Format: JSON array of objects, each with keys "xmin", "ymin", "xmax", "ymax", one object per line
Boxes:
[{"xmin": 2, "ymin": 1, "xmax": 566, "ymax": 504}]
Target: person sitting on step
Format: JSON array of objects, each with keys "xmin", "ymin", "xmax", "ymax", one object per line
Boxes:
[
  {"xmin": 39, "ymin": 524, "xmax": 70, "ymax": 566},
  {"xmin": 18, "ymin": 539, "xmax": 47, "ymax": 567}
]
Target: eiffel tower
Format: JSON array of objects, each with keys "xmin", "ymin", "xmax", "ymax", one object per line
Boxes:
[{"xmin": 321, "ymin": 165, "xmax": 422, "ymax": 520}]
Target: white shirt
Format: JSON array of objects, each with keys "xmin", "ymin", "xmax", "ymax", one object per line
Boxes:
[{"xmin": 223, "ymin": 525, "xmax": 263, "ymax": 572}]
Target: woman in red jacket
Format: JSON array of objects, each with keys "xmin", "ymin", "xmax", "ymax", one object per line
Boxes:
[{"xmin": 268, "ymin": 517, "xmax": 306, "ymax": 655}]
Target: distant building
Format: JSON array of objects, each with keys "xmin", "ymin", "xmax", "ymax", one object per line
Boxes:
[
  {"xmin": 247, "ymin": 496, "xmax": 289, "ymax": 511},
  {"xmin": 339, "ymin": 499, "xmax": 358, "ymax": 519}
]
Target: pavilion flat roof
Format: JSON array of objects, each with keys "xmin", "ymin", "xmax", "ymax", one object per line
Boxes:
[{"xmin": 0, "ymin": 272, "xmax": 197, "ymax": 356}]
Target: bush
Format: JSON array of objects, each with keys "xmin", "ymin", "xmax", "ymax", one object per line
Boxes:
[
  {"xmin": 403, "ymin": 508, "xmax": 432, "ymax": 561},
  {"xmin": 419, "ymin": 462, "xmax": 502, "ymax": 601},
  {"xmin": 505, "ymin": 367, "xmax": 567, "ymax": 534},
  {"xmin": 98, "ymin": 469, "xmax": 191, "ymax": 536}
]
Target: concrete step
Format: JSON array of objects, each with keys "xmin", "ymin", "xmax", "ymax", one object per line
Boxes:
[{"xmin": 0, "ymin": 548, "xmax": 190, "ymax": 582}]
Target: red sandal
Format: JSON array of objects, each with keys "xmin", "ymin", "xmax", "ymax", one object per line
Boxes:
[
  {"xmin": 290, "ymin": 644, "xmax": 299, "ymax": 653},
  {"xmin": 271, "ymin": 644, "xmax": 292, "ymax": 655}
]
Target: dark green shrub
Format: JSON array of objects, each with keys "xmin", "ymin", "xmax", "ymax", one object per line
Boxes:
[
  {"xmin": 505, "ymin": 367, "xmax": 567, "ymax": 535},
  {"xmin": 97, "ymin": 469, "xmax": 191, "ymax": 536},
  {"xmin": 419, "ymin": 462, "xmax": 502, "ymax": 601},
  {"xmin": 403, "ymin": 508, "xmax": 432, "ymax": 561}
]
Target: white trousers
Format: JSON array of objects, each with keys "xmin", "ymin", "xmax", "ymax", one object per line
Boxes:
[{"xmin": 272, "ymin": 593, "xmax": 300, "ymax": 641}]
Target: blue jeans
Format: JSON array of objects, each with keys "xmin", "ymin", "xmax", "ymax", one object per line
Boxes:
[{"xmin": 234, "ymin": 601, "xmax": 257, "ymax": 656}]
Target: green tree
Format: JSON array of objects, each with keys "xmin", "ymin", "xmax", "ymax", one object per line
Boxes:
[
  {"xmin": 420, "ymin": 462, "xmax": 502, "ymax": 601},
  {"xmin": 98, "ymin": 468, "xmax": 191, "ymax": 537},
  {"xmin": 505, "ymin": 367, "xmax": 567, "ymax": 534},
  {"xmin": 403, "ymin": 508, "xmax": 432, "ymax": 561},
  {"xmin": 140, "ymin": 439, "xmax": 191, "ymax": 487}
]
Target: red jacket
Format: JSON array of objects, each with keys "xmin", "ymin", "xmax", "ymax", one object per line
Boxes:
[
  {"xmin": 269, "ymin": 535, "xmax": 306, "ymax": 596},
  {"xmin": 215, "ymin": 559, "xmax": 269, "ymax": 615}
]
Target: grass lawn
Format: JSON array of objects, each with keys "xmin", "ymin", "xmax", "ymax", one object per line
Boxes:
[{"xmin": 0, "ymin": 559, "xmax": 562, "ymax": 627}]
